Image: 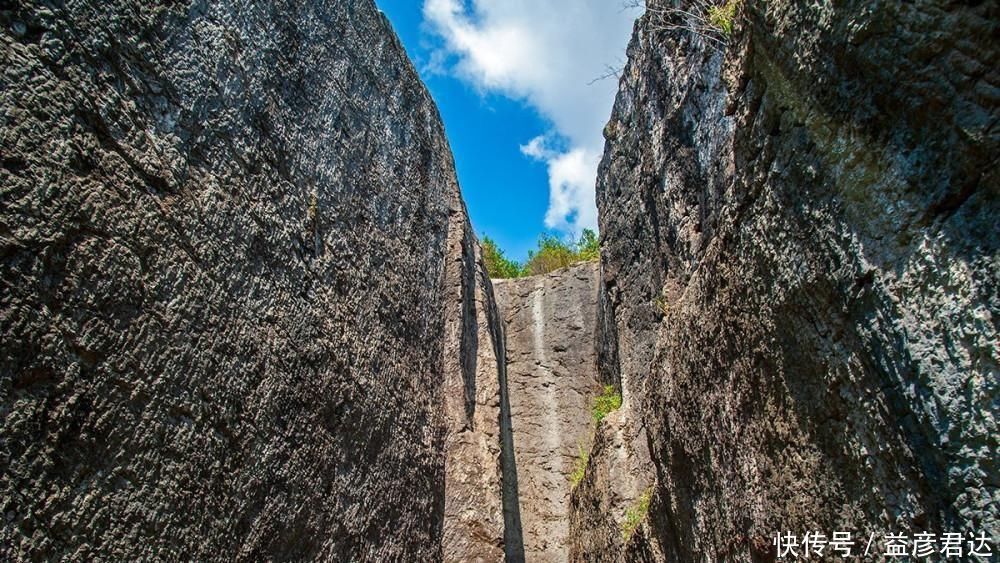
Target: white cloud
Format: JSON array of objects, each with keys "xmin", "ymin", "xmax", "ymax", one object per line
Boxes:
[
  {"xmin": 519, "ymin": 135, "xmax": 555, "ymax": 161},
  {"xmin": 520, "ymin": 136, "xmax": 599, "ymax": 233},
  {"xmin": 422, "ymin": 0, "xmax": 638, "ymax": 235}
]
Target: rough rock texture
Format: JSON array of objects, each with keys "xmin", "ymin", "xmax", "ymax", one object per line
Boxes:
[
  {"xmin": 0, "ymin": 0, "xmax": 507, "ymax": 560},
  {"xmin": 585, "ymin": 0, "xmax": 999, "ymax": 560},
  {"xmin": 568, "ymin": 400, "xmax": 659, "ymax": 562},
  {"xmin": 441, "ymin": 195, "xmax": 523, "ymax": 562},
  {"xmin": 568, "ymin": 400, "xmax": 661, "ymax": 562},
  {"xmin": 494, "ymin": 262, "xmax": 601, "ymax": 562}
]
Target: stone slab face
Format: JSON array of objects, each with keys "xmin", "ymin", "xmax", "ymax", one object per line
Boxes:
[
  {"xmin": 495, "ymin": 262, "xmax": 601, "ymax": 562},
  {"xmin": 585, "ymin": 0, "xmax": 999, "ymax": 560},
  {"xmin": 0, "ymin": 1, "xmax": 504, "ymax": 559}
]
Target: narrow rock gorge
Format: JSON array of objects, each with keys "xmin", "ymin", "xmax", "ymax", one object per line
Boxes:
[{"xmin": 2, "ymin": 0, "xmax": 997, "ymax": 561}]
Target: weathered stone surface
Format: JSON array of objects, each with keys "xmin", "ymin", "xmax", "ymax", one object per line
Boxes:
[
  {"xmin": 568, "ymin": 404, "xmax": 660, "ymax": 562},
  {"xmin": 0, "ymin": 0, "xmax": 507, "ymax": 559},
  {"xmin": 494, "ymin": 262, "xmax": 601, "ymax": 562},
  {"xmin": 585, "ymin": 0, "xmax": 998, "ymax": 560},
  {"xmin": 442, "ymin": 194, "xmax": 522, "ymax": 562}
]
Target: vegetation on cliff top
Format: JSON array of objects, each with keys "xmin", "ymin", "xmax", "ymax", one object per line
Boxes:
[
  {"xmin": 481, "ymin": 237, "xmax": 523, "ymax": 279},
  {"xmin": 636, "ymin": 0, "xmax": 743, "ymax": 52},
  {"xmin": 482, "ymin": 229, "xmax": 600, "ymax": 279},
  {"xmin": 707, "ymin": 0, "xmax": 740, "ymax": 35}
]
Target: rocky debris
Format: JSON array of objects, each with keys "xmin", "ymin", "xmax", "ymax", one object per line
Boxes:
[
  {"xmin": 494, "ymin": 262, "xmax": 601, "ymax": 562},
  {"xmin": 587, "ymin": 0, "xmax": 999, "ymax": 560},
  {"xmin": 0, "ymin": 0, "xmax": 507, "ymax": 559}
]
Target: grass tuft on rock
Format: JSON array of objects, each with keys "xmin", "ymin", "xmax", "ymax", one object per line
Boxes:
[
  {"xmin": 592, "ymin": 385, "xmax": 622, "ymax": 423},
  {"xmin": 569, "ymin": 444, "xmax": 589, "ymax": 489},
  {"xmin": 621, "ymin": 487, "xmax": 653, "ymax": 542},
  {"xmin": 707, "ymin": 0, "xmax": 740, "ymax": 35},
  {"xmin": 653, "ymin": 296, "xmax": 670, "ymax": 316}
]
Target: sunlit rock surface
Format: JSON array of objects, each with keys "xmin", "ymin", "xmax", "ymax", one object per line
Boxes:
[
  {"xmin": 583, "ymin": 0, "xmax": 998, "ymax": 560},
  {"xmin": 495, "ymin": 262, "xmax": 601, "ymax": 562},
  {"xmin": 0, "ymin": 0, "xmax": 507, "ymax": 559}
]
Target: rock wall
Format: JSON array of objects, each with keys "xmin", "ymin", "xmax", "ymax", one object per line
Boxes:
[
  {"xmin": 494, "ymin": 262, "xmax": 601, "ymax": 562},
  {"xmin": 583, "ymin": 0, "xmax": 998, "ymax": 560},
  {"xmin": 0, "ymin": 0, "xmax": 507, "ymax": 560},
  {"xmin": 441, "ymin": 196, "xmax": 523, "ymax": 562},
  {"xmin": 567, "ymin": 396, "xmax": 659, "ymax": 561}
]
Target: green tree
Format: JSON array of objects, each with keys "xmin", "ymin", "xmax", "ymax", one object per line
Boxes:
[
  {"xmin": 523, "ymin": 234, "xmax": 577, "ymax": 276},
  {"xmin": 481, "ymin": 229, "xmax": 601, "ymax": 279},
  {"xmin": 576, "ymin": 228, "xmax": 600, "ymax": 261},
  {"xmin": 481, "ymin": 236, "xmax": 523, "ymax": 279}
]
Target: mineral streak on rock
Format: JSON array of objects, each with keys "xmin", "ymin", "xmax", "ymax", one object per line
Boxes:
[
  {"xmin": 0, "ymin": 0, "xmax": 508, "ymax": 559},
  {"xmin": 586, "ymin": 0, "xmax": 999, "ymax": 560},
  {"xmin": 494, "ymin": 262, "xmax": 601, "ymax": 562}
]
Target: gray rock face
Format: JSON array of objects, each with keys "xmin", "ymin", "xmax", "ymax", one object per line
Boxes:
[
  {"xmin": 441, "ymin": 196, "xmax": 522, "ymax": 562},
  {"xmin": 494, "ymin": 262, "xmax": 601, "ymax": 562},
  {"xmin": 568, "ymin": 403, "xmax": 659, "ymax": 562},
  {"xmin": 587, "ymin": 0, "xmax": 998, "ymax": 560},
  {"xmin": 0, "ymin": 0, "xmax": 506, "ymax": 559}
]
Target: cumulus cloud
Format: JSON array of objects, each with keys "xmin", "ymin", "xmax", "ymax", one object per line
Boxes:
[
  {"xmin": 520, "ymin": 136, "xmax": 599, "ymax": 233},
  {"xmin": 422, "ymin": 0, "xmax": 638, "ymax": 235}
]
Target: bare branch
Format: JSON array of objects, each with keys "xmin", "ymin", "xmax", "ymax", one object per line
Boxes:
[
  {"xmin": 588, "ymin": 64, "xmax": 625, "ymax": 86},
  {"xmin": 641, "ymin": 0, "xmax": 738, "ymax": 54}
]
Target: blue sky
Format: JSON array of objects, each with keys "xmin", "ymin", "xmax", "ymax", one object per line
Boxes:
[{"xmin": 376, "ymin": 0, "xmax": 639, "ymax": 262}]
